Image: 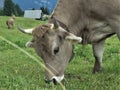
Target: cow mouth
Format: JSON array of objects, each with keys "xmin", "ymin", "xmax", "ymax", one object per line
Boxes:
[{"xmin": 45, "ymin": 75, "xmax": 64, "ymax": 85}]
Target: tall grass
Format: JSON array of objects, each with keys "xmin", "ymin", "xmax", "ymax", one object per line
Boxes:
[{"xmin": 0, "ymin": 16, "xmax": 120, "ymax": 90}]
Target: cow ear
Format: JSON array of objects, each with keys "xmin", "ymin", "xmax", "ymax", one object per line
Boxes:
[{"xmin": 65, "ymin": 33, "xmax": 82, "ymax": 44}]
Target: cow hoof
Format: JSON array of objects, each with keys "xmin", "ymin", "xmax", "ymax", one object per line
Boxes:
[{"xmin": 93, "ymin": 68, "xmax": 102, "ymax": 74}]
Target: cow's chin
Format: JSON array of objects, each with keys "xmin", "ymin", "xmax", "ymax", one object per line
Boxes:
[
  {"xmin": 52, "ymin": 75, "xmax": 64, "ymax": 84},
  {"xmin": 45, "ymin": 75, "xmax": 64, "ymax": 85}
]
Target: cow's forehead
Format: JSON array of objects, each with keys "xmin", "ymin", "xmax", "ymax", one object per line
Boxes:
[{"xmin": 32, "ymin": 24, "xmax": 52, "ymax": 37}]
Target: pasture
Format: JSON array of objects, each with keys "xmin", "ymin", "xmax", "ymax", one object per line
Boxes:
[{"xmin": 0, "ymin": 16, "xmax": 120, "ymax": 90}]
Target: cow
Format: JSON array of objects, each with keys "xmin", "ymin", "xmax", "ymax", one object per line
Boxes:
[
  {"xmin": 18, "ymin": 0, "xmax": 120, "ymax": 84},
  {"xmin": 6, "ymin": 15, "xmax": 15, "ymax": 29}
]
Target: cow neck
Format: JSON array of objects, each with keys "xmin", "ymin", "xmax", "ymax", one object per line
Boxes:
[{"xmin": 52, "ymin": 0, "xmax": 84, "ymax": 28}]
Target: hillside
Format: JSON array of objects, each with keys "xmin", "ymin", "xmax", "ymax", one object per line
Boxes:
[{"xmin": 0, "ymin": 16, "xmax": 120, "ymax": 90}]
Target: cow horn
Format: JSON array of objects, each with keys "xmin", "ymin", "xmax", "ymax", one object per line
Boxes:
[
  {"xmin": 18, "ymin": 25, "xmax": 34, "ymax": 34},
  {"xmin": 53, "ymin": 17, "xmax": 59, "ymax": 29}
]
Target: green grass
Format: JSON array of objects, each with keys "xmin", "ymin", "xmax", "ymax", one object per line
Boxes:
[{"xmin": 0, "ymin": 16, "xmax": 120, "ymax": 90}]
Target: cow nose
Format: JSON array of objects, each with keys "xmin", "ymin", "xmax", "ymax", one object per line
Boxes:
[
  {"xmin": 54, "ymin": 47, "xmax": 59, "ymax": 54},
  {"xmin": 44, "ymin": 78, "xmax": 58, "ymax": 85},
  {"xmin": 53, "ymin": 78, "xmax": 58, "ymax": 85},
  {"xmin": 45, "ymin": 75, "xmax": 64, "ymax": 84}
]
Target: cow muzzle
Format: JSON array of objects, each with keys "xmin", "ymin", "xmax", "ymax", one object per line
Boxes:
[{"xmin": 45, "ymin": 75, "xmax": 64, "ymax": 85}]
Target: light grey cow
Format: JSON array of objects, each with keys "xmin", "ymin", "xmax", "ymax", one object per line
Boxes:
[
  {"xmin": 18, "ymin": 0, "xmax": 120, "ymax": 84},
  {"xmin": 6, "ymin": 15, "xmax": 16, "ymax": 29}
]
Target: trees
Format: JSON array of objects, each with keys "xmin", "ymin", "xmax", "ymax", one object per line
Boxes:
[
  {"xmin": 40, "ymin": 6, "xmax": 50, "ymax": 15},
  {"xmin": 0, "ymin": 9, "xmax": 4, "ymax": 16},
  {"xmin": 3, "ymin": 0, "xmax": 23, "ymax": 16},
  {"xmin": 32, "ymin": 8, "xmax": 35, "ymax": 10},
  {"xmin": 4, "ymin": 0, "xmax": 15, "ymax": 16},
  {"xmin": 15, "ymin": 4, "xmax": 24, "ymax": 16}
]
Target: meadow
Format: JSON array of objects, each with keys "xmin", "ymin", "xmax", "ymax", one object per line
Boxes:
[{"xmin": 0, "ymin": 16, "xmax": 120, "ymax": 90}]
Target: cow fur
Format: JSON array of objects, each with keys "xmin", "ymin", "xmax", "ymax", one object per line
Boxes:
[
  {"xmin": 6, "ymin": 16, "xmax": 15, "ymax": 29},
  {"xmin": 50, "ymin": 0, "xmax": 120, "ymax": 73},
  {"xmin": 19, "ymin": 0, "xmax": 120, "ymax": 83},
  {"xmin": 51, "ymin": 0, "xmax": 120, "ymax": 40}
]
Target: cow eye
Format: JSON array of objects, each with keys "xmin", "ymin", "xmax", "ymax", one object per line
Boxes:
[
  {"xmin": 42, "ymin": 35, "xmax": 45, "ymax": 39},
  {"xmin": 58, "ymin": 35, "xmax": 62, "ymax": 41},
  {"xmin": 54, "ymin": 47, "xmax": 59, "ymax": 55}
]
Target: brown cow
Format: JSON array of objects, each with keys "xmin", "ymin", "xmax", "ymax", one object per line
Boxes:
[
  {"xmin": 18, "ymin": 0, "xmax": 120, "ymax": 84},
  {"xmin": 6, "ymin": 15, "xmax": 15, "ymax": 29}
]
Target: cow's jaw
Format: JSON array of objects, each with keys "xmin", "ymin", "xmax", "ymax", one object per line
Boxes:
[
  {"xmin": 52, "ymin": 75, "xmax": 64, "ymax": 84},
  {"xmin": 45, "ymin": 75, "xmax": 64, "ymax": 84}
]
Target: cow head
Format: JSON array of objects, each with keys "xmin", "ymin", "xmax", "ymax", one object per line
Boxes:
[{"xmin": 18, "ymin": 18, "xmax": 82, "ymax": 84}]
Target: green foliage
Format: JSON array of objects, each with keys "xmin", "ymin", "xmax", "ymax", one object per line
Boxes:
[
  {"xmin": 14, "ymin": 4, "xmax": 24, "ymax": 16},
  {"xmin": 3, "ymin": 0, "xmax": 23, "ymax": 16},
  {"xmin": 4, "ymin": 0, "xmax": 15, "ymax": 16},
  {"xmin": 32, "ymin": 8, "xmax": 35, "ymax": 10},
  {"xmin": 40, "ymin": 6, "xmax": 50, "ymax": 15},
  {"xmin": 0, "ymin": 9, "xmax": 4, "ymax": 16},
  {"xmin": 0, "ymin": 16, "xmax": 120, "ymax": 90}
]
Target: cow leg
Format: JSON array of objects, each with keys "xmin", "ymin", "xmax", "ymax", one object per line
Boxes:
[
  {"xmin": 92, "ymin": 40, "xmax": 105, "ymax": 73},
  {"xmin": 8, "ymin": 26, "xmax": 10, "ymax": 29}
]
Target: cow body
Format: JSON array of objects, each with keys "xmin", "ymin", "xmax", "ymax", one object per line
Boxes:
[
  {"xmin": 6, "ymin": 15, "xmax": 15, "ymax": 29},
  {"xmin": 52, "ymin": 0, "xmax": 119, "ymax": 44},
  {"xmin": 18, "ymin": 0, "xmax": 120, "ymax": 84},
  {"xmin": 51, "ymin": 0, "xmax": 120, "ymax": 73}
]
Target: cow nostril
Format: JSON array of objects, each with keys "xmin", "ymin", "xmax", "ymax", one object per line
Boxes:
[
  {"xmin": 54, "ymin": 47, "xmax": 59, "ymax": 55},
  {"xmin": 44, "ymin": 78, "xmax": 58, "ymax": 85},
  {"xmin": 53, "ymin": 78, "xmax": 58, "ymax": 85}
]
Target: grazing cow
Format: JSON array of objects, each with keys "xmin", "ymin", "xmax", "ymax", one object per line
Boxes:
[
  {"xmin": 18, "ymin": 0, "xmax": 120, "ymax": 84},
  {"xmin": 6, "ymin": 15, "xmax": 15, "ymax": 29}
]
